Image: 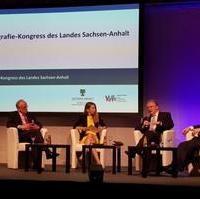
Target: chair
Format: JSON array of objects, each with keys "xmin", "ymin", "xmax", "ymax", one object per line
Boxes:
[
  {"xmin": 70, "ymin": 128, "xmax": 107, "ymax": 169},
  {"xmin": 7, "ymin": 127, "xmax": 48, "ymax": 169},
  {"xmin": 185, "ymin": 130, "xmax": 200, "ymax": 173},
  {"xmin": 133, "ymin": 129, "xmax": 175, "ymax": 171}
]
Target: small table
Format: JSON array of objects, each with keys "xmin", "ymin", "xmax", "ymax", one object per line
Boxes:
[
  {"xmin": 25, "ymin": 143, "xmax": 70, "ymax": 174},
  {"xmin": 82, "ymin": 144, "xmax": 121, "ymax": 174},
  {"xmin": 128, "ymin": 146, "xmax": 178, "ymax": 177}
]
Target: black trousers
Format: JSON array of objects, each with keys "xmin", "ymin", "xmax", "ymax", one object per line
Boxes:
[
  {"xmin": 138, "ymin": 131, "xmax": 161, "ymax": 147},
  {"xmin": 19, "ymin": 130, "xmax": 44, "ymax": 143},
  {"xmin": 18, "ymin": 130, "xmax": 49, "ymax": 167},
  {"xmin": 177, "ymin": 137, "xmax": 200, "ymax": 171},
  {"xmin": 132, "ymin": 131, "xmax": 161, "ymax": 171}
]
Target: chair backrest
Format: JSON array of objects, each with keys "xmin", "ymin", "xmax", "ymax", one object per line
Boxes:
[
  {"xmin": 133, "ymin": 130, "xmax": 144, "ymax": 145},
  {"xmin": 7, "ymin": 127, "xmax": 19, "ymax": 165},
  {"xmin": 70, "ymin": 128, "xmax": 107, "ymax": 145},
  {"xmin": 162, "ymin": 129, "xmax": 175, "ymax": 147},
  {"xmin": 99, "ymin": 129, "xmax": 107, "ymax": 144}
]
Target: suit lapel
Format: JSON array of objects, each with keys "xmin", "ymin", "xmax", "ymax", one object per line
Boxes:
[
  {"xmin": 16, "ymin": 111, "xmax": 23, "ymax": 125},
  {"xmin": 157, "ymin": 112, "xmax": 162, "ymax": 122},
  {"xmin": 27, "ymin": 112, "xmax": 31, "ymax": 123}
]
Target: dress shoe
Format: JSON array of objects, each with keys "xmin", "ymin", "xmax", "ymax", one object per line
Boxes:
[
  {"xmin": 32, "ymin": 165, "xmax": 44, "ymax": 171},
  {"xmin": 32, "ymin": 164, "xmax": 37, "ymax": 170},
  {"xmin": 162, "ymin": 165, "xmax": 174, "ymax": 175},
  {"xmin": 46, "ymin": 152, "xmax": 60, "ymax": 159}
]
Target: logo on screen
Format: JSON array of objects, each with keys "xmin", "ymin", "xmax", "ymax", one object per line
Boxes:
[
  {"xmin": 105, "ymin": 95, "xmax": 116, "ymax": 102},
  {"xmin": 80, "ymin": 89, "xmax": 86, "ymax": 97}
]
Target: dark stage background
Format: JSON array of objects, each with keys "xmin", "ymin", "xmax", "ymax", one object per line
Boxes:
[
  {"xmin": 1, "ymin": 0, "xmax": 200, "ymax": 144},
  {"xmin": 144, "ymin": 1, "xmax": 200, "ymax": 143}
]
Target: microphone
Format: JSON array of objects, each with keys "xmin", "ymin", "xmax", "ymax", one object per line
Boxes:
[{"xmin": 141, "ymin": 117, "xmax": 150, "ymax": 128}]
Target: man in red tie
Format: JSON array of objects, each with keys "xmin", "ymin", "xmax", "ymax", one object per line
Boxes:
[{"xmin": 7, "ymin": 99, "xmax": 57, "ymax": 169}]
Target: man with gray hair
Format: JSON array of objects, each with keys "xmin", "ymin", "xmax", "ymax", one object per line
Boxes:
[
  {"xmin": 125, "ymin": 99, "xmax": 174, "ymax": 170},
  {"xmin": 7, "ymin": 99, "xmax": 43, "ymax": 142},
  {"xmin": 137, "ymin": 99, "xmax": 174, "ymax": 147},
  {"xmin": 7, "ymin": 99, "xmax": 58, "ymax": 169}
]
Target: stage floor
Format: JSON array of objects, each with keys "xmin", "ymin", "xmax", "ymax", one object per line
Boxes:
[
  {"xmin": 0, "ymin": 164, "xmax": 200, "ymax": 187},
  {"xmin": 1, "ymin": 163, "xmax": 200, "ymax": 196}
]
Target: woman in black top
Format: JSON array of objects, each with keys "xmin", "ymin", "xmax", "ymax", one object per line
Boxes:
[{"xmin": 73, "ymin": 102, "xmax": 106, "ymax": 164}]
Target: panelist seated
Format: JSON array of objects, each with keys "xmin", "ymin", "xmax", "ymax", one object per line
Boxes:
[
  {"xmin": 164, "ymin": 126, "xmax": 200, "ymax": 176},
  {"xmin": 73, "ymin": 102, "xmax": 106, "ymax": 165},
  {"xmin": 136, "ymin": 99, "xmax": 174, "ymax": 147},
  {"xmin": 125, "ymin": 99, "xmax": 174, "ymax": 165},
  {"xmin": 6, "ymin": 99, "xmax": 58, "ymax": 169}
]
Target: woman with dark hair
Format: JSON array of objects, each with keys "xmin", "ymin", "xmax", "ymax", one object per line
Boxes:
[{"xmin": 73, "ymin": 102, "xmax": 106, "ymax": 164}]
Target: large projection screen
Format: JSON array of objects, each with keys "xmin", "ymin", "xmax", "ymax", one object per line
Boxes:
[{"xmin": 0, "ymin": 4, "xmax": 140, "ymax": 113}]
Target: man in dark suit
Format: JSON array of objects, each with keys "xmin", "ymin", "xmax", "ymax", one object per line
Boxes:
[
  {"xmin": 136, "ymin": 99, "xmax": 174, "ymax": 146},
  {"xmin": 125, "ymin": 99, "xmax": 174, "ymax": 171},
  {"xmin": 7, "ymin": 99, "xmax": 57, "ymax": 168},
  {"xmin": 164, "ymin": 125, "xmax": 200, "ymax": 176},
  {"xmin": 7, "ymin": 100, "xmax": 43, "ymax": 143}
]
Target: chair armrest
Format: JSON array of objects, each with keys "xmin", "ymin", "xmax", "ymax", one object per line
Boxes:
[
  {"xmin": 99, "ymin": 129, "xmax": 107, "ymax": 144},
  {"xmin": 40, "ymin": 128, "xmax": 48, "ymax": 138},
  {"xmin": 7, "ymin": 127, "xmax": 19, "ymax": 144},
  {"xmin": 162, "ymin": 129, "xmax": 175, "ymax": 147},
  {"xmin": 70, "ymin": 129, "xmax": 80, "ymax": 145},
  {"xmin": 7, "ymin": 127, "xmax": 19, "ymax": 154},
  {"xmin": 133, "ymin": 130, "xmax": 143, "ymax": 145}
]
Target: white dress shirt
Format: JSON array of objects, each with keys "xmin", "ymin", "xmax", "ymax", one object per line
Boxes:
[
  {"xmin": 18, "ymin": 112, "xmax": 28, "ymax": 125},
  {"xmin": 149, "ymin": 111, "xmax": 159, "ymax": 131}
]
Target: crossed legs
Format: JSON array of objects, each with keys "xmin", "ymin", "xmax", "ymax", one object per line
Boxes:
[{"xmin": 80, "ymin": 134, "xmax": 101, "ymax": 165}]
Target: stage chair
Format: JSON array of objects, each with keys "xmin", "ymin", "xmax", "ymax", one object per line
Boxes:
[
  {"xmin": 7, "ymin": 127, "xmax": 47, "ymax": 169},
  {"xmin": 133, "ymin": 129, "xmax": 175, "ymax": 171},
  {"xmin": 185, "ymin": 130, "xmax": 200, "ymax": 173},
  {"xmin": 70, "ymin": 128, "xmax": 107, "ymax": 169}
]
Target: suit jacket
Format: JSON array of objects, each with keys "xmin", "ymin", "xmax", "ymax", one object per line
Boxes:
[
  {"xmin": 73, "ymin": 114, "xmax": 106, "ymax": 140},
  {"xmin": 6, "ymin": 111, "xmax": 42, "ymax": 130},
  {"xmin": 136, "ymin": 112, "xmax": 174, "ymax": 134},
  {"xmin": 194, "ymin": 125, "xmax": 200, "ymax": 129}
]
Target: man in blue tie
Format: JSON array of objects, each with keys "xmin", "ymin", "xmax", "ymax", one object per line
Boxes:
[
  {"xmin": 125, "ymin": 99, "xmax": 174, "ymax": 172},
  {"xmin": 137, "ymin": 99, "xmax": 174, "ymax": 147}
]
